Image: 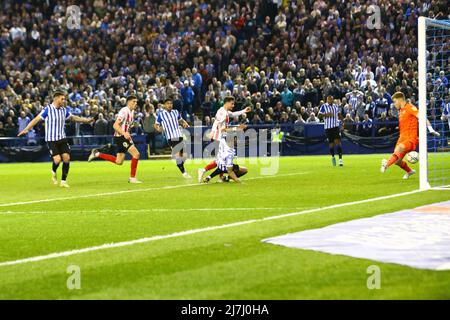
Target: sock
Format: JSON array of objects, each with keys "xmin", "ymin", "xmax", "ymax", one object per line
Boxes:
[
  {"xmin": 52, "ymin": 161, "xmax": 60, "ymax": 173},
  {"xmin": 98, "ymin": 152, "xmax": 117, "ymax": 164},
  {"xmin": 329, "ymin": 147, "xmax": 335, "ymax": 157},
  {"xmin": 61, "ymin": 162, "xmax": 70, "ymax": 181},
  {"xmin": 386, "ymin": 154, "xmax": 398, "ymax": 167},
  {"xmin": 397, "ymin": 160, "xmax": 412, "ymax": 173},
  {"xmin": 209, "ymin": 168, "xmax": 222, "ymax": 179},
  {"xmin": 176, "ymin": 158, "xmax": 186, "ymax": 174},
  {"xmin": 130, "ymin": 157, "xmax": 138, "ymax": 178},
  {"xmin": 204, "ymin": 160, "xmax": 217, "ymax": 171},
  {"xmin": 337, "ymin": 145, "xmax": 343, "ymax": 159}
]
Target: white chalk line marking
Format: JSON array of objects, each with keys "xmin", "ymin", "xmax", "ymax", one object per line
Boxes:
[
  {"xmin": 0, "ymin": 188, "xmax": 424, "ymax": 268},
  {"xmin": 0, "ymin": 207, "xmax": 309, "ymax": 215},
  {"xmin": 0, "ymin": 172, "xmax": 308, "ymax": 208}
]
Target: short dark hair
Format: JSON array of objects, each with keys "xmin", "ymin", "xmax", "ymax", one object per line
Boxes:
[
  {"xmin": 126, "ymin": 95, "xmax": 137, "ymax": 102},
  {"xmin": 163, "ymin": 98, "xmax": 173, "ymax": 104},
  {"xmin": 224, "ymin": 96, "xmax": 235, "ymax": 104},
  {"xmin": 392, "ymin": 92, "xmax": 406, "ymax": 100},
  {"xmin": 53, "ymin": 90, "xmax": 66, "ymax": 99}
]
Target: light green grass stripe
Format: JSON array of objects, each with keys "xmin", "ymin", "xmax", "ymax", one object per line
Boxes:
[{"xmin": 0, "ymin": 188, "xmax": 423, "ymax": 268}]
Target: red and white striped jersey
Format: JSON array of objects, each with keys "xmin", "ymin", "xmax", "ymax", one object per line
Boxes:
[
  {"xmin": 115, "ymin": 106, "xmax": 134, "ymax": 137},
  {"xmin": 210, "ymin": 107, "xmax": 229, "ymax": 141},
  {"xmin": 210, "ymin": 107, "xmax": 247, "ymax": 141}
]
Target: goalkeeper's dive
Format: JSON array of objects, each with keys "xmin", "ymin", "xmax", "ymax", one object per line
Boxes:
[{"xmin": 380, "ymin": 91, "xmax": 440, "ymax": 179}]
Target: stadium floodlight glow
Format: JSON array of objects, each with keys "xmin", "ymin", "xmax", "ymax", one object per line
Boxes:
[{"xmin": 418, "ymin": 17, "xmax": 450, "ymax": 190}]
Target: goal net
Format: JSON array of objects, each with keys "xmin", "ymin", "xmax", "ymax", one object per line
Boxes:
[{"xmin": 418, "ymin": 17, "xmax": 450, "ymax": 190}]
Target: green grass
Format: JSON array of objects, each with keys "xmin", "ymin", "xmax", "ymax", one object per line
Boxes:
[{"xmin": 0, "ymin": 155, "xmax": 449, "ymax": 299}]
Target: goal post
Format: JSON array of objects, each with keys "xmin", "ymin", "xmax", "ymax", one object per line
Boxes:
[{"xmin": 418, "ymin": 17, "xmax": 450, "ymax": 190}]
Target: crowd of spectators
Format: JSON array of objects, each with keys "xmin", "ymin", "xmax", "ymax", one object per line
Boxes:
[{"xmin": 0, "ymin": 0, "xmax": 449, "ymax": 141}]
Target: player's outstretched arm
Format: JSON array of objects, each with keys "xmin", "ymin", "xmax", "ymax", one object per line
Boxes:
[
  {"xmin": 228, "ymin": 107, "xmax": 251, "ymax": 117},
  {"xmin": 17, "ymin": 116, "xmax": 41, "ymax": 137},
  {"xmin": 70, "ymin": 115, "xmax": 94, "ymax": 124}
]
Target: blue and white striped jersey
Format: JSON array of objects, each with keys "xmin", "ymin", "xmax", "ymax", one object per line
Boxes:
[
  {"xmin": 156, "ymin": 109, "xmax": 182, "ymax": 141},
  {"xmin": 217, "ymin": 138, "xmax": 236, "ymax": 171},
  {"xmin": 444, "ymin": 102, "xmax": 450, "ymax": 126},
  {"xmin": 443, "ymin": 102, "xmax": 450, "ymax": 116},
  {"xmin": 39, "ymin": 103, "xmax": 72, "ymax": 142},
  {"xmin": 348, "ymin": 94, "xmax": 360, "ymax": 109},
  {"xmin": 319, "ymin": 103, "xmax": 340, "ymax": 129}
]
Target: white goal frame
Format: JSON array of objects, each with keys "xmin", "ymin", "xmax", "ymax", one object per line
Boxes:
[{"xmin": 418, "ymin": 17, "xmax": 450, "ymax": 191}]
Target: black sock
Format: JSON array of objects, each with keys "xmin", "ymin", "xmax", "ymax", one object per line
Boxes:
[
  {"xmin": 176, "ymin": 158, "xmax": 185, "ymax": 174},
  {"xmin": 52, "ymin": 161, "xmax": 60, "ymax": 173},
  {"xmin": 329, "ymin": 147, "xmax": 335, "ymax": 157},
  {"xmin": 209, "ymin": 168, "xmax": 222, "ymax": 179},
  {"xmin": 337, "ymin": 145, "xmax": 343, "ymax": 159},
  {"xmin": 62, "ymin": 162, "xmax": 70, "ymax": 181}
]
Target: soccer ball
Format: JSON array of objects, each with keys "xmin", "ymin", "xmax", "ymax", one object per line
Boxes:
[{"xmin": 406, "ymin": 151, "xmax": 419, "ymax": 164}]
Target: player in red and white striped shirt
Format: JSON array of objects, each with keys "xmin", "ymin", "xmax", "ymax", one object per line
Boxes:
[
  {"xmin": 198, "ymin": 96, "xmax": 250, "ymax": 182},
  {"xmin": 88, "ymin": 95, "xmax": 142, "ymax": 183}
]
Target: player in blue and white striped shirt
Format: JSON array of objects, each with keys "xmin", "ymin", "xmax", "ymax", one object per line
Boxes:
[
  {"xmin": 203, "ymin": 134, "xmax": 248, "ymax": 183},
  {"xmin": 319, "ymin": 95, "xmax": 344, "ymax": 166},
  {"xmin": 154, "ymin": 98, "xmax": 191, "ymax": 178},
  {"xmin": 18, "ymin": 90, "xmax": 94, "ymax": 187},
  {"xmin": 442, "ymin": 99, "xmax": 450, "ymax": 130}
]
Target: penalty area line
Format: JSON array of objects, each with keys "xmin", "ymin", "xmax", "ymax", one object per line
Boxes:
[{"xmin": 0, "ymin": 188, "xmax": 423, "ymax": 268}]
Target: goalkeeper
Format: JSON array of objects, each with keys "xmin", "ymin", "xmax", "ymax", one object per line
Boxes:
[{"xmin": 380, "ymin": 92, "xmax": 440, "ymax": 179}]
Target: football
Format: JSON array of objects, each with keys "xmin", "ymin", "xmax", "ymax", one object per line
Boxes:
[{"xmin": 407, "ymin": 151, "xmax": 419, "ymax": 164}]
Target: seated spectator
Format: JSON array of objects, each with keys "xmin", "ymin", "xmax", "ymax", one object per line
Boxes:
[
  {"xmin": 252, "ymin": 114, "xmax": 263, "ymax": 125},
  {"xmin": 281, "ymin": 86, "xmax": 294, "ymax": 107},
  {"xmin": 387, "ymin": 109, "xmax": 399, "ymax": 134},
  {"xmin": 354, "ymin": 116, "xmax": 362, "ymax": 135},
  {"xmin": 94, "ymin": 113, "xmax": 109, "ymax": 136},
  {"xmin": 229, "ymin": 116, "xmax": 239, "ymax": 126},
  {"xmin": 17, "ymin": 111, "xmax": 31, "ymax": 134},
  {"xmin": 376, "ymin": 112, "xmax": 389, "ymax": 136},
  {"xmin": 240, "ymin": 113, "xmax": 250, "ymax": 125},
  {"xmin": 342, "ymin": 113, "xmax": 355, "ymax": 133},
  {"xmin": 306, "ymin": 112, "xmax": 320, "ymax": 124},
  {"xmin": 361, "ymin": 114, "xmax": 373, "ymax": 137},
  {"xmin": 364, "ymin": 96, "xmax": 376, "ymax": 119},
  {"xmin": 204, "ymin": 116, "xmax": 211, "ymax": 127},
  {"xmin": 4, "ymin": 116, "xmax": 17, "ymax": 137},
  {"xmin": 201, "ymin": 95, "xmax": 213, "ymax": 119},
  {"xmin": 0, "ymin": 121, "xmax": 5, "ymax": 137},
  {"xmin": 264, "ymin": 114, "xmax": 274, "ymax": 125}
]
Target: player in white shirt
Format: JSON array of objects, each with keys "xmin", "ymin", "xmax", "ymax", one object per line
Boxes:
[
  {"xmin": 198, "ymin": 96, "xmax": 251, "ymax": 182},
  {"xmin": 202, "ymin": 133, "xmax": 248, "ymax": 183},
  {"xmin": 87, "ymin": 95, "xmax": 142, "ymax": 183}
]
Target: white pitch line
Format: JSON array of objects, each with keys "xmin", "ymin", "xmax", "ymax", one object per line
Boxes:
[
  {"xmin": 0, "ymin": 188, "xmax": 424, "ymax": 268},
  {"xmin": 0, "ymin": 207, "xmax": 308, "ymax": 215},
  {"xmin": 0, "ymin": 172, "xmax": 308, "ymax": 208}
]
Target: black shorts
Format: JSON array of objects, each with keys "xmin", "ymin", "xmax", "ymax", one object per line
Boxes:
[
  {"xmin": 114, "ymin": 136, "xmax": 134, "ymax": 153},
  {"xmin": 47, "ymin": 139, "xmax": 70, "ymax": 157},
  {"xmin": 167, "ymin": 137, "xmax": 184, "ymax": 149},
  {"xmin": 325, "ymin": 127, "xmax": 341, "ymax": 142},
  {"xmin": 219, "ymin": 164, "xmax": 240, "ymax": 174}
]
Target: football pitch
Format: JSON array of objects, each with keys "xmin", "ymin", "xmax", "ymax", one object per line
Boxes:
[{"xmin": 0, "ymin": 155, "xmax": 449, "ymax": 299}]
